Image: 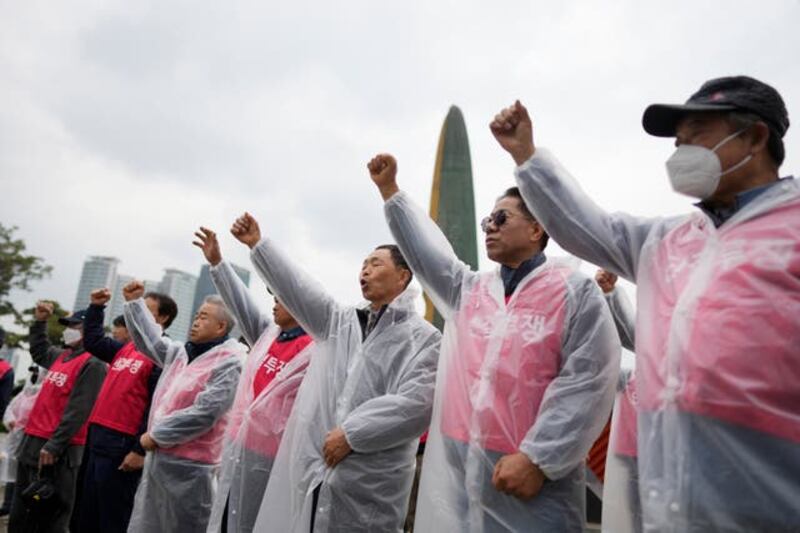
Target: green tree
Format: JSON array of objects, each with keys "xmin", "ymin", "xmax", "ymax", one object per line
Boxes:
[
  {"xmin": 4, "ymin": 302, "xmax": 69, "ymax": 348},
  {"xmin": 0, "ymin": 223, "xmax": 54, "ymax": 346}
]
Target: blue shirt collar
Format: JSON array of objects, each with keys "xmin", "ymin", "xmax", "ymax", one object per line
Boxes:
[
  {"xmin": 500, "ymin": 252, "xmax": 547, "ymax": 297},
  {"xmin": 185, "ymin": 335, "xmax": 228, "ymax": 363},
  {"xmin": 277, "ymin": 326, "xmax": 306, "ymax": 342},
  {"xmin": 696, "ymin": 177, "xmax": 793, "ymax": 227}
]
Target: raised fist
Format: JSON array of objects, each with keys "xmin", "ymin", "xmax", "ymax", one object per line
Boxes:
[
  {"xmin": 123, "ymin": 280, "xmax": 145, "ymax": 302},
  {"xmin": 490, "ymin": 100, "xmax": 536, "ymax": 166},
  {"xmin": 192, "ymin": 227, "xmax": 222, "ymax": 266},
  {"xmin": 595, "ymin": 269, "xmax": 618, "ymax": 294},
  {"xmin": 367, "ymin": 154, "xmax": 399, "ymax": 201},
  {"xmin": 230, "ymin": 212, "xmax": 262, "ymax": 249},
  {"xmin": 34, "ymin": 301, "xmax": 54, "ymax": 321},
  {"xmin": 90, "ymin": 288, "xmax": 112, "ymax": 306}
]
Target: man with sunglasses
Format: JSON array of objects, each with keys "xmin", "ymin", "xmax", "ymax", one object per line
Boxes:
[
  {"xmin": 368, "ymin": 154, "xmax": 619, "ymax": 532},
  {"xmin": 490, "ymin": 76, "xmax": 799, "ymax": 531}
]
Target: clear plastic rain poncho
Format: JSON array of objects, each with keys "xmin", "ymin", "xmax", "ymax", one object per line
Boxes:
[
  {"xmin": 601, "ymin": 287, "xmax": 643, "ymax": 533},
  {"xmin": 516, "ymin": 148, "xmax": 800, "ymax": 532},
  {"xmin": 0, "ymin": 380, "xmax": 42, "ymax": 483},
  {"xmin": 250, "ymin": 237, "xmax": 441, "ymax": 533},
  {"xmin": 384, "ymin": 191, "xmax": 620, "ymax": 532},
  {"xmin": 124, "ymin": 298, "xmax": 244, "ymax": 533},
  {"xmin": 205, "ymin": 260, "xmax": 314, "ymax": 533}
]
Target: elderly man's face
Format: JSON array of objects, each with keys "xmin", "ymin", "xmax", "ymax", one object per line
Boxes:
[
  {"xmin": 359, "ymin": 249, "xmax": 408, "ymax": 307},
  {"xmin": 674, "ymin": 112, "xmax": 755, "ymax": 198},
  {"xmin": 675, "ymin": 113, "xmax": 749, "ymax": 171},
  {"xmin": 189, "ymin": 303, "xmax": 227, "ymax": 343},
  {"xmin": 483, "ymin": 196, "xmax": 543, "ymax": 266}
]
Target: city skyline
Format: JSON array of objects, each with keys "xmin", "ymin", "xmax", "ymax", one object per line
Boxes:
[{"xmin": 71, "ymin": 255, "xmax": 252, "ymax": 343}]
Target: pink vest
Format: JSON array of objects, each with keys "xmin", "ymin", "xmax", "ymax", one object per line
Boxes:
[
  {"xmin": 612, "ymin": 375, "xmax": 638, "ymax": 457},
  {"xmin": 225, "ymin": 332, "xmax": 312, "ymax": 457},
  {"xmin": 151, "ymin": 345, "xmax": 239, "ymax": 464},
  {"xmin": 637, "ymin": 197, "xmax": 800, "ymax": 443},
  {"xmin": 89, "ymin": 342, "xmax": 155, "ymax": 436},
  {"xmin": 26, "ymin": 351, "xmax": 93, "ymax": 445},
  {"xmin": 441, "ymin": 265, "xmax": 569, "ymax": 454}
]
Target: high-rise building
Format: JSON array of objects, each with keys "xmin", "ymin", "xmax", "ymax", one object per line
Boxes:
[
  {"xmin": 425, "ymin": 106, "xmax": 479, "ymax": 331},
  {"xmin": 143, "ymin": 279, "xmax": 162, "ymax": 294},
  {"xmin": 73, "ymin": 256, "xmax": 120, "ymax": 317},
  {"xmin": 107, "ymin": 274, "xmax": 134, "ymax": 326},
  {"xmin": 159, "ymin": 269, "xmax": 198, "ymax": 343},
  {"xmin": 190, "ymin": 263, "xmax": 251, "ymax": 341}
]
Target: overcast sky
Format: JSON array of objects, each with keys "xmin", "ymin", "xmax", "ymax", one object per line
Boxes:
[{"xmin": 2, "ymin": 0, "xmax": 799, "ymax": 328}]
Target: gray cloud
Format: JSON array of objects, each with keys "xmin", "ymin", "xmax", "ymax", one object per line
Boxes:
[{"xmin": 2, "ymin": 0, "xmax": 799, "ymax": 323}]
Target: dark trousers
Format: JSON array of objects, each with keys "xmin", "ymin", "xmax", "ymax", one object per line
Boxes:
[
  {"xmin": 1, "ymin": 482, "xmax": 16, "ymax": 514},
  {"xmin": 76, "ymin": 426, "xmax": 143, "ymax": 533},
  {"xmin": 8, "ymin": 460, "xmax": 80, "ymax": 533}
]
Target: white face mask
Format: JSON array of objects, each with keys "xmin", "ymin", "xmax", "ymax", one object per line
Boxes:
[
  {"xmin": 62, "ymin": 328, "xmax": 82, "ymax": 346},
  {"xmin": 665, "ymin": 129, "xmax": 752, "ymax": 199}
]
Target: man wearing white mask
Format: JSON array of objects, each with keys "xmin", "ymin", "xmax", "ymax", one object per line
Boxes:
[
  {"xmin": 8, "ymin": 304, "xmax": 107, "ymax": 533},
  {"xmin": 489, "ymin": 76, "xmax": 799, "ymax": 532}
]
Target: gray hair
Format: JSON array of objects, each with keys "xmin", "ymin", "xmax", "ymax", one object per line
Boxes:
[
  {"xmin": 727, "ymin": 111, "xmax": 785, "ymax": 167},
  {"xmin": 203, "ymin": 295, "xmax": 236, "ymax": 335}
]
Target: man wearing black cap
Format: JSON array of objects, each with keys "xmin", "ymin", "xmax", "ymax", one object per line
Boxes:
[
  {"xmin": 8, "ymin": 302, "xmax": 107, "ymax": 533},
  {"xmin": 489, "ymin": 76, "xmax": 799, "ymax": 532}
]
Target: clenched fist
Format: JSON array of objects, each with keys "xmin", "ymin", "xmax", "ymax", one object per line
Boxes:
[
  {"xmin": 490, "ymin": 100, "xmax": 536, "ymax": 166},
  {"xmin": 230, "ymin": 212, "xmax": 262, "ymax": 249},
  {"xmin": 367, "ymin": 154, "xmax": 399, "ymax": 201},
  {"xmin": 492, "ymin": 452, "xmax": 546, "ymax": 501},
  {"xmin": 34, "ymin": 301, "xmax": 54, "ymax": 321},
  {"xmin": 193, "ymin": 227, "xmax": 222, "ymax": 266},
  {"xmin": 595, "ymin": 269, "xmax": 618, "ymax": 294},
  {"xmin": 123, "ymin": 280, "xmax": 145, "ymax": 302},
  {"xmin": 90, "ymin": 288, "xmax": 112, "ymax": 306}
]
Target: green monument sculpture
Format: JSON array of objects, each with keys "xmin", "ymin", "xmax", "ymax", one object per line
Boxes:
[{"xmin": 425, "ymin": 106, "xmax": 479, "ymax": 330}]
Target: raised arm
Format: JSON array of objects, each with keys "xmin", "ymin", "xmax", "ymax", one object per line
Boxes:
[
  {"xmin": 83, "ymin": 289, "xmax": 125, "ymax": 364},
  {"xmin": 193, "ymin": 226, "xmax": 270, "ymax": 346},
  {"xmin": 340, "ymin": 325, "xmax": 440, "ymax": 453},
  {"xmin": 491, "ymin": 100, "xmax": 661, "ymax": 282},
  {"xmin": 369, "ymin": 154, "xmax": 473, "ymax": 317},
  {"xmin": 519, "ymin": 275, "xmax": 620, "ymax": 481},
  {"xmin": 149, "ymin": 356, "xmax": 242, "ymax": 447},
  {"xmin": 596, "ymin": 270, "xmax": 636, "ymax": 351},
  {"xmin": 28, "ymin": 301, "xmax": 63, "ymax": 369},
  {"xmin": 231, "ymin": 212, "xmax": 339, "ymax": 340},
  {"xmin": 122, "ymin": 281, "xmax": 180, "ymax": 367}
]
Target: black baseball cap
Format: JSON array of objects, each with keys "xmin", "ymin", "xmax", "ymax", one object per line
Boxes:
[
  {"xmin": 642, "ymin": 76, "xmax": 790, "ymax": 138},
  {"xmin": 58, "ymin": 309, "xmax": 87, "ymax": 326}
]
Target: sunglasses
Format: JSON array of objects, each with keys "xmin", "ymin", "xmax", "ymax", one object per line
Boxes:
[{"xmin": 481, "ymin": 209, "xmax": 517, "ymax": 233}]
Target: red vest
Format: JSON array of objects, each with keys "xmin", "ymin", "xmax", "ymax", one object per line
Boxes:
[
  {"xmin": 252, "ymin": 335, "xmax": 312, "ymax": 398},
  {"xmin": 26, "ymin": 350, "xmax": 93, "ymax": 445},
  {"xmin": 0, "ymin": 359, "xmax": 12, "ymax": 380},
  {"xmin": 88, "ymin": 342, "xmax": 156, "ymax": 436}
]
